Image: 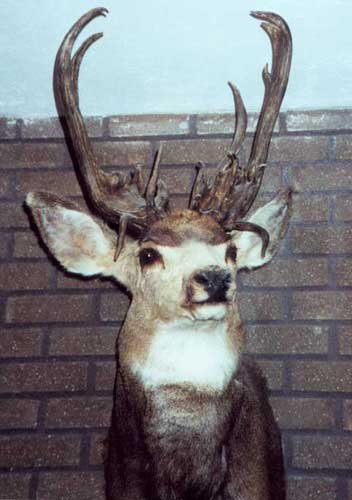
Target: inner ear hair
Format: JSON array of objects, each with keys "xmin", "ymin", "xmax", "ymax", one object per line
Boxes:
[{"xmin": 229, "ymin": 221, "xmax": 270, "ymax": 258}]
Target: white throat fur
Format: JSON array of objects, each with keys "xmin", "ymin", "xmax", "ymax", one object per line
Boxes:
[{"xmin": 133, "ymin": 318, "xmax": 238, "ymax": 391}]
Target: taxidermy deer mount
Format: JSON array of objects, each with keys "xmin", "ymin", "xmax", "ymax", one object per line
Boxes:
[{"xmin": 26, "ymin": 7, "xmax": 292, "ymax": 500}]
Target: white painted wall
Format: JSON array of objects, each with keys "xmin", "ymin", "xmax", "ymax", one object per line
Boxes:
[{"xmin": 0, "ymin": 0, "xmax": 351, "ymax": 117}]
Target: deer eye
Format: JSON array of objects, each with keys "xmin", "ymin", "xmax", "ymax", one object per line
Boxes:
[
  {"xmin": 226, "ymin": 245, "xmax": 237, "ymax": 263},
  {"xmin": 139, "ymin": 248, "xmax": 163, "ymax": 268}
]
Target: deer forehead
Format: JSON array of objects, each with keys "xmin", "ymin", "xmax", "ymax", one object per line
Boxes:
[{"xmin": 143, "ymin": 240, "xmax": 229, "ymax": 273}]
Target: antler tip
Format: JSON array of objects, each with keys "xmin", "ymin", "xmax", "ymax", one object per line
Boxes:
[
  {"xmin": 227, "ymin": 81, "xmax": 236, "ymax": 91},
  {"xmin": 95, "ymin": 7, "xmax": 109, "ymax": 16},
  {"xmin": 250, "ymin": 10, "xmax": 291, "ymax": 36}
]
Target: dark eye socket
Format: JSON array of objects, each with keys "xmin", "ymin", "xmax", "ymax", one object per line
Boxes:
[
  {"xmin": 226, "ymin": 245, "xmax": 237, "ymax": 263},
  {"xmin": 139, "ymin": 248, "xmax": 162, "ymax": 268}
]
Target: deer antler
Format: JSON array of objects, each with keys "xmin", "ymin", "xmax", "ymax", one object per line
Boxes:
[
  {"xmin": 54, "ymin": 8, "xmax": 169, "ymax": 240},
  {"xmin": 54, "ymin": 8, "xmax": 290, "ymax": 258},
  {"xmin": 190, "ymin": 12, "xmax": 292, "ymax": 239}
]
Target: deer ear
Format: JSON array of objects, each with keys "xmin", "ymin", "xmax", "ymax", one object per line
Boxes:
[
  {"xmin": 232, "ymin": 189, "xmax": 292, "ymax": 270},
  {"xmin": 26, "ymin": 191, "xmax": 125, "ymax": 278}
]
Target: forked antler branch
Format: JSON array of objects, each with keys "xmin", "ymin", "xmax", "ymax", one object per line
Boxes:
[
  {"xmin": 190, "ymin": 12, "xmax": 292, "ymax": 234},
  {"xmin": 54, "ymin": 8, "xmax": 291, "ymax": 258},
  {"xmin": 54, "ymin": 8, "xmax": 169, "ymax": 237}
]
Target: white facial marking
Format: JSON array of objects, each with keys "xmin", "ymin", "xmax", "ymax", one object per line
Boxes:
[
  {"xmin": 161, "ymin": 241, "xmax": 228, "ymax": 278},
  {"xmin": 133, "ymin": 319, "xmax": 238, "ymax": 391},
  {"xmin": 191, "ymin": 304, "xmax": 228, "ymax": 321},
  {"xmin": 139, "ymin": 240, "xmax": 234, "ymax": 318}
]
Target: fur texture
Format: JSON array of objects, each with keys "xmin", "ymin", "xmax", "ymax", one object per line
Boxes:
[{"xmin": 26, "ymin": 191, "xmax": 291, "ymax": 500}]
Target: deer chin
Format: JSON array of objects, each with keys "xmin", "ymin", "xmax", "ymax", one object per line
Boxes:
[{"xmin": 183, "ymin": 302, "xmax": 229, "ymax": 322}]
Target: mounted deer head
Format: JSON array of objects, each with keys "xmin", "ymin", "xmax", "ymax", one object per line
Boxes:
[{"xmin": 26, "ymin": 8, "xmax": 292, "ymax": 500}]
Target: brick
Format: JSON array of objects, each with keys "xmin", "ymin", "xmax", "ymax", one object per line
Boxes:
[
  {"xmin": 287, "ymin": 476, "xmax": 337, "ymax": 500},
  {"xmin": 22, "ymin": 116, "xmax": 103, "ymax": 139},
  {"xmin": 196, "ymin": 113, "xmax": 236, "ymax": 135},
  {"xmin": 338, "ymin": 326, "xmax": 352, "ymax": 355},
  {"xmin": 343, "ymin": 400, "xmax": 352, "ymax": 430},
  {"xmin": 0, "ymin": 142, "xmax": 72, "ymax": 169},
  {"xmin": 108, "ymin": 114, "xmax": 190, "ymax": 137},
  {"xmin": 290, "ymin": 162, "xmax": 352, "ymax": 191},
  {"xmin": 95, "ymin": 361, "xmax": 116, "ymax": 391},
  {"xmin": 0, "ymin": 118, "xmax": 17, "ymax": 139},
  {"xmin": 336, "ymin": 134, "xmax": 352, "ymax": 160},
  {"xmin": 0, "ymin": 202, "xmax": 29, "ymax": 228},
  {"xmin": 246, "ymin": 194, "xmax": 274, "ymax": 216},
  {"xmin": 0, "ymin": 361, "xmax": 87, "ymax": 393},
  {"xmin": 290, "ymin": 360, "xmax": 352, "ymax": 392},
  {"xmin": 0, "ymin": 328, "xmax": 43, "ymax": 357},
  {"xmin": 256, "ymin": 360, "xmax": 283, "ymax": 390},
  {"xmin": 291, "ymin": 291, "xmax": 352, "ymax": 320},
  {"xmin": 290, "ymin": 226, "xmax": 352, "ymax": 254},
  {"xmin": 57, "ymin": 272, "xmax": 113, "ymax": 289},
  {"xmin": 0, "ymin": 233, "xmax": 12, "ymax": 258},
  {"xmin": 291, "ymin": 194, "xmax": 329, "ymax": 222},
  {"xmin": 171, "ymin": 194, "xmax": 189, "ymax": 211},
  {"xmin": 90, "ymin": 432, "xmax": 107, "ymax": 465},
  {"xmin": 166, "ymin": 162, "xmax": 281, "ymax": 195},
  {"xmin": 46, "ymin": 397, "xmax": 111, "ymax": 428},
  {"xmin": 238, "ymin": 292, "xmax": 284, "ymax": 321},
  {"xmin": 286, "ymin": 109, "xmax": 352, "ymax": 132},
  {"xmin": 160, "ymin": 138, "xmax": 231, "ymax": 165},
  {"xmin": 0, "ymin": 171, "xmax": 14, "ymax": 198},
  {"xmin": 246, "ymin": 324, "xmax": 329, "ymax": 355},
  {"xmin": 240, "ymin": 258, "xmax": 328, "ymax": 288},
  {"xmin": 196, "ymin": 112, "xmax": 280, "ymax": 135},
  {"xmin": 267, "ymin": 136, "xmax": 330, "ymax": 162},
  {"xmin": 13, "ymin": 230, "xmax": 47, "ymax": 258},
  {"xmin": 38, "ymin": 471, "xmax": 105, "ymax": 500},
  {"xmin": 334, "ymin": 195, "xmax": 352, "ymax": 221},
  {"xmin": 292, "ymin": 435, "xmax": 352, "ymax": 469},
  {"xmin": 336, "ymin": 258, "xmax": 352, "ymax": 286},
  {"xmin": 16, "ymin": 169, "xmax": 81, "ymax": 197},
  {"xmin": 6, "ymin": 294, "xmax": 95, "ymax": 323},
  {"xmin": 93, "ymin": 141, "xmax": 150, "ymax": 166},
  {"xmin": 0, "ymin": 399, "xmax": 39, "ymax": 429},
  {"xmin": 162, "ymin": 166, "xmax": 194, "ymax": 194},
  {"xmin": 0, "ymin": 262, "xmax": 51, "ymax": 290},
  {"xmin": 100, "ymin": 292, "xmax": 130, "ymax": 322},
  {"xmin": 0, "ymin": 473, "xmax": 32, "ymax": 499},
  {"xmin": 259, "ymin": 164, "xmax": 283, "ymax": 192},
  {"xmin": 270, "ymin": 397, "xmax": 335, "ymax": 430},
  {"xmin": 0, "ymin": 434, "xmax": 81, "ymax": 468},
  {"xmin": 50, "ymin": 326, "xmax": 117, "ymax": 356}
]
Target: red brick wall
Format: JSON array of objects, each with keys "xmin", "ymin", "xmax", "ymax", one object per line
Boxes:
[{"xmin": 0, "ymin": 110, "xmax": 351, "ymax": 499}]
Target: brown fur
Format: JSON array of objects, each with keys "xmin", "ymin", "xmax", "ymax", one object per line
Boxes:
[
  {"xmin": 105, "ymin": 355, "xmax": 285, "ymax": 500},
  {"xmin": 144, "ymin": 210, "xmax": 229, "ymax": 246},
  {"xmin": 26, "ymin": 194, "xmax": 289, "ymax": 500}
]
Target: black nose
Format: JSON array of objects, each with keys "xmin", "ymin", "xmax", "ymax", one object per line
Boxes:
[{"xmin": 193, "ymin": 269, "xmax": 232, "ymax": 303}]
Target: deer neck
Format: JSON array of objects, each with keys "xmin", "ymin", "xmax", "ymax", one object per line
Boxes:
[{"xmin": 119, "ymin": 301, "xmax": 245, "ymax": 394}]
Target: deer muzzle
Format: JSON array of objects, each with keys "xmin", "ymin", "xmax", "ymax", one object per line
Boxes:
[{"xmin": 190, "ymin": 267, "xmax": 232, "ymax": 304}]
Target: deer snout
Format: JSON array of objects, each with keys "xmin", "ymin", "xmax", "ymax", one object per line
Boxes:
[{"xmin": 190, "ymin": 267, "xmax": 232, "ymax": 304}]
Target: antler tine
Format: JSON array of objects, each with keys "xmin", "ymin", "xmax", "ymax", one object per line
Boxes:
[
  {"xmin": 188, "ymin": 82, "xmax": 247, "ymax": 214},
  {"xmin": 191, "ymin": 11, "xmax": 291, "ymax": 226},
  {"xmin": 227, "ymin": 11, "xmax": 292, "ymax": 219},
  {"xmin": 228, "ymin": 81, "xmax": 248, "ymax": 156},
  {"xmin": 71, "ymin": 32, "xmax": 104, "ymax": 106},
  {"xmin": 54, "ymin": 8, "xmax": 164, "ymax": 234},
  {"xmin": 247, "ymin": 11, "xmax": 292, "ymax": 175},
  {"xmin": 145, "ymin": 146, "xmax": 163, "ymax": 207}
]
